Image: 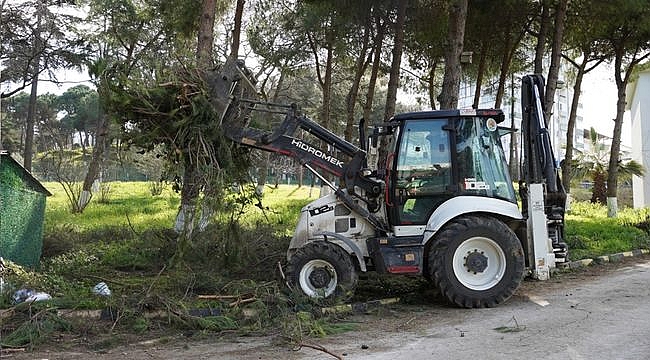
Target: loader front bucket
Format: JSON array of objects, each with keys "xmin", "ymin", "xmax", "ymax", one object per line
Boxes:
[{"xmin": 205, "ymin": 58, "xmax": 259, "ymax": 130}]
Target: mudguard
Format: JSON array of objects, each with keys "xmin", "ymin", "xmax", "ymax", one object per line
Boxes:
[{"xmin": 422, "ymin": 196, "xmax": 523, "ymax": 245}]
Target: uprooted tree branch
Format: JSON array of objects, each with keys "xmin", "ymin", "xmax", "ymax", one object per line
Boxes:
[{"xmin": 112, "ymin": 64, "xmax": 257, "ymax": 264}]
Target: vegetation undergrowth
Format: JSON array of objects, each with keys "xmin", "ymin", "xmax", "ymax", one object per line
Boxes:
[
  {"xmin": 2, "ymin": 182, "xmax": 650, "ymax": 351},
  {"xmin": 1, "ymin": 182, "xmax": 356, "ymax": 351},
  {"xmin": 565, "ymin": 201, "xmax": 650, "ymax": 260}
]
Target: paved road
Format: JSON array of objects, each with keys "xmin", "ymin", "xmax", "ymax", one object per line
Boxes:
[
  {"xmin": 12, "ymin": 258, "xmax": 650, "ymax": 360},
  {"xmin": 348, "ymin": 259, "xmax": 650, "ymax": 360},
  {"xmin": 227, "ymin": 257, "xmax": 650, "ymax": 360}
]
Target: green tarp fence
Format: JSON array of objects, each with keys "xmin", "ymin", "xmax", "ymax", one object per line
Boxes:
[{"xmin": 0, "ymin": 157, "xmax": 48, "ymax": 267}]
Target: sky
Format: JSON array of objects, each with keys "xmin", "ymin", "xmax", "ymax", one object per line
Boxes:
[
  {"xmin": 580, "ymin": 64, "xmax": 632, "ymax": 145},
  {"xmin": 35, "ymin": 69, "xmax": 92, "ymax": 94}
]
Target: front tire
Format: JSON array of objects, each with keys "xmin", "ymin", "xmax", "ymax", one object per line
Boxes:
[
  {"xmin": 286, "ymin": 241, "xmax": 358, "ymax": 301},
  {"xmin": 428, "ymin": 215, "xmax": 524, "ymax": 308}
]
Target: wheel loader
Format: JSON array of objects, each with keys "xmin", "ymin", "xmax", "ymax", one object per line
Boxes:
[{"xmin": 209, "ymin": 59, "xmax": 568, "ymax": 308}]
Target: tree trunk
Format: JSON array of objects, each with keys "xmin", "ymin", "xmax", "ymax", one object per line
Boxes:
[
  {"xmin": 308, "ymin": 30, "xmax": 335, "ymax": 197},
  {"xmin": 472, "ymin": 43, "xmax": 487, "ymax": 109},
  {"xmin": 561, "ymin": 62, "xmax": 586, "ymax": 191},
  {"xmin": 174, "ymin": 154, "xmax": 201, "ymax": 233},
  {"xmin": 197, "ymin": 0, "xmax": 216, "ymax": 68},
  {"xmin": 383, "ymin": 0, "xmax": 407, "ymax": 121},
  {"xmin": 363, "ymin": 15, "xmax": 385, "ymax": 172},
  {"xmin": 438, "ymin": 0, "xmax": 468, "ymax": 110},
  {"xmin": 591, "ymin": 171, "xmax": 607, "ymax": 205},
  {"xmin": 256, "ymin": 154, "xmax": 269, "ymax": 195},
  {"xmin": 78, "ymin": 114, "xmax": 110, "ymax": 212},
  {"xmin": 606, "ymin": 51, "xmax": 628, "ymax": 217},
  {"xmin": 175, "ymin": 0, "xmax": 217, "ymax": 234},
  {"xmin": 605, "ymin": 44, "xmax": 650, "ymax": 217},
  {"xmin": 494, "ymin": 14, "xmax": 527, "ymax": 110},
  {"xmin": 375, "ymin": 2, "xmax": 406, "ymax": 184},
  {"xmin": 363, "ymin": 15, "xmax": 385, "ymax": 122},
  {"xmin": 80, "ymin": 130, "xmax": 88, "ymax": 154},
  {"xmin": 24, "ymin": 72, "xmax": 38, "ymax": 172},
  {"xmin": 230, "ymin": 0, "xmax": 245, "ymax": 59},
  {"xmin": 24, "ymin": 3, "xmax": 43, "ymax": 172},
  {"xmin": 534, "ymin": 0, "xmax": 550, "ymax": 74},
  {"xmin": 344, "ymin": 21, "xmax": 371, "ymax": 142},
  {"xmin": 543, "ymin": 0, "xmax": 568, "ymax": 125},
  {"xmin": 494, "ymin": 34, "xmax": 513, "ymax": 109},
  {"xmin": 308, "ymin": 31, "xmax": 334, "ymax": 129},
  {"xmin": 428, "ymin": 63, "xmax": 438, "ymax": 110}
]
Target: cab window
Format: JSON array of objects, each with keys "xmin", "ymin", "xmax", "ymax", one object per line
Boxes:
[{"xmin": 393, "ymin": 119, "xmax": 451, "ymax": 224}]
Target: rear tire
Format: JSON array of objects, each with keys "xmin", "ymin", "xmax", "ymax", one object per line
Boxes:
[
  {"xmin": 428, "ymin": 215, "xmax": 524, "ymax": 308},
  {"xmin": 286, "ymin": 241, "xmax": 358, "ymax": 301}
]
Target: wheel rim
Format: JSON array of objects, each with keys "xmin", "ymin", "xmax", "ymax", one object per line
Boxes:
[
  {"xmin": 298, "ymin": 259, "xmax": 338, "ymax": 298},
  {"xmin": 452, "ymin": 236, "xmax": 506, "ymax": 291}
]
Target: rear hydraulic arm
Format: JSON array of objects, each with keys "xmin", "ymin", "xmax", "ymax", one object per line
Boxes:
[{"xmin": 520, "ymin": 74, "xmax": 568, "ymax": 263}]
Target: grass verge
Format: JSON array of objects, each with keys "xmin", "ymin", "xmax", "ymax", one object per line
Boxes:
[{"xmin": 566, "ymin": 201, "xmax": 650, "ymax": 260}]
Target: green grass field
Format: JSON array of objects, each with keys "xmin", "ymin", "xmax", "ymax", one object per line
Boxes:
[
  {"xmin": 43, "ymin": 181, "xmax": 318, "ymax": 234},
  {"xmin": 44, "ymin": 182, "xmax": 179, "ymax": 232},
  {"xmin": 39, "ymin": 181, "xmax": 650, "ymax": 263}
]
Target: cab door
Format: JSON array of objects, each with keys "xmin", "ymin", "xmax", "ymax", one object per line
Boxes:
[{"xmin": 388, "ymin": 119, "xmax": 453, "ymax": 225}]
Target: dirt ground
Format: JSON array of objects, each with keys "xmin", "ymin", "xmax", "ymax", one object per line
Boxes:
[{"xmin": 4, "ymin": 255, "xmax": 648, "ymax": 360}]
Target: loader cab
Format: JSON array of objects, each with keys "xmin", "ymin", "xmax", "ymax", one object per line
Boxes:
[{"xmin": 387, "ymin": 109, "xmax": 517, "ymax": 226}]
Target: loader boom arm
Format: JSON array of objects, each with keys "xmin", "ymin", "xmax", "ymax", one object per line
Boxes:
[
  {"xmin": 208, "ymin": 59, "xmax": 386, "ymax": 231},
  {"xmin": 224, "ymin": 104, "xmax": 363, "ymax": 181}
]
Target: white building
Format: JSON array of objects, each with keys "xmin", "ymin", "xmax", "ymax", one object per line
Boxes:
[{"xmin": 626, "ymin": 68, "xmax": 650, "ymax": 208}]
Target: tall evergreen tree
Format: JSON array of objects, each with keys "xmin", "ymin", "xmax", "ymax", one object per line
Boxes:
[
  {"xmin": 438, "ymin": 0, "xmax": 468, "ymax": 109},
  {"xmin": 1, "ymin": 0, "xmax": 86, "ymax": 170},
  {"xmin": 597, "ymin": 0, "xmax": 650, "ymax": 217}
]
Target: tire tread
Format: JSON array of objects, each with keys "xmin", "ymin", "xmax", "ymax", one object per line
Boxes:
[
  {"xmin": 286, "ymin": 241, "xmax": 358, "ymax": 301},
  {"xmin": 428, "ymin": 215, "xmax": 524, "ymax": 308}
]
